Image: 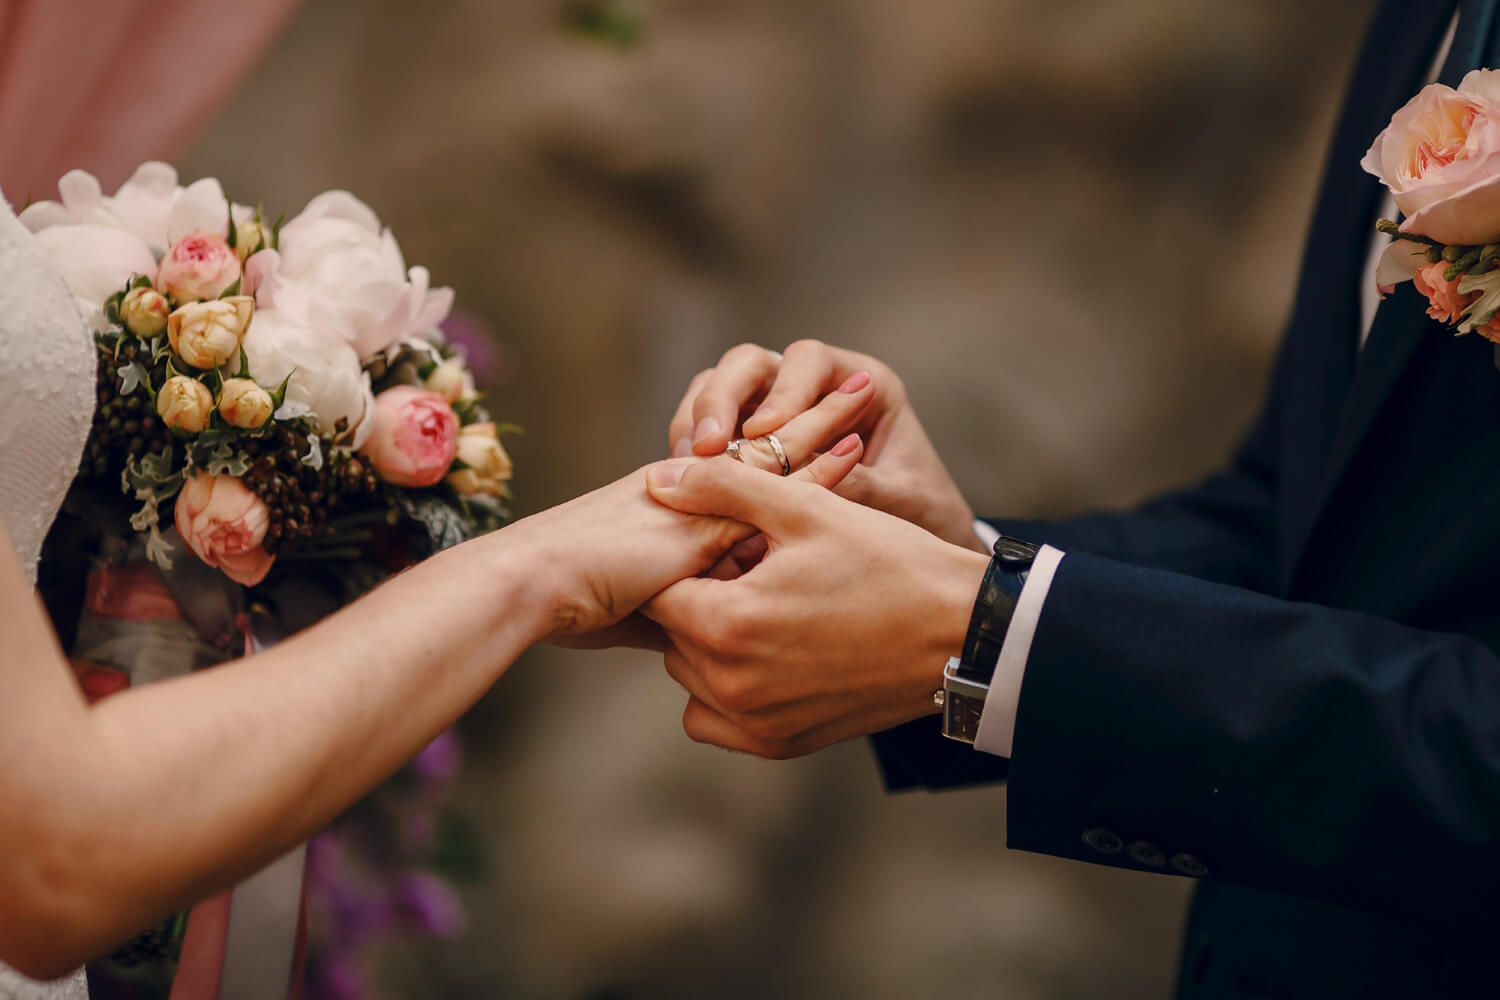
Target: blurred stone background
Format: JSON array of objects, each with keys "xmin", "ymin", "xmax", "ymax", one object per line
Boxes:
[{"xmin": 181, "ymin": 0, "xmax": 1375, "ymax": 996}]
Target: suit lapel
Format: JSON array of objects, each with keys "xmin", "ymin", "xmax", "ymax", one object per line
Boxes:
[{"xmin": 1282, "ymin": 0, "xmax": 1469, "ymax": 579}]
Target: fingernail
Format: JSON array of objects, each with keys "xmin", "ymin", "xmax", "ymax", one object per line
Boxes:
[
  {"xmin": 831, "ymin": 433, "xmax": 860, "ymax": 457},
  {"xmin": 838, "ymin": 371, "xmax": 871, "ymax": 394},
  {"xmin": 672, "ymin": 437, "xmax": 693, "ymax": 458},
  {"xmin": 647, "ymin": 463, "xmax": 686, "ymax": 489},
  {"xmin": 692, "ymin": 416, "xmax": 721, "ymax": 445}
]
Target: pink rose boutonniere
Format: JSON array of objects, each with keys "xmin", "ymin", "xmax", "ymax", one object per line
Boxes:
[{"xmin": 1364, "ymin": 69, "xmax": 1500, "ymax": 342}]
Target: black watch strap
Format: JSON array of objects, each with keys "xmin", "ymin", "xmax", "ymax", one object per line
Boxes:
[{"xmin": 955, "ymin": 536, "xmax": 1039, "ymax": 684}]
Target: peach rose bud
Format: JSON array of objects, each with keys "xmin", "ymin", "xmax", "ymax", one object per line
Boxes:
[
  {"xmin": 167, "ymin": 296, "xmax": 254, "ymax": 370},
  {"xmin": 445, "ymin": 422, "xmax": 513, "ymax": 497},
  {"xmin": 120, "ymin": 286, "xmax": 171, "ymax": 338},
  {"xmin": 157, "ymin": 231, "xmax": 242, "ymax": 303},
  {"xmin": 219, "ymin": 377, "xmax": 275, "ymax": 430},
  {"xmin": 174, "ymin": 473, "xmax": 275, "ymax": 586},
  {"xmin": 360, "ymin": 385, "xmax": 460, "ymax": 488},
  {"xmin": 157, "ymin": 375, "xmax": 214, "ymax": 434}
]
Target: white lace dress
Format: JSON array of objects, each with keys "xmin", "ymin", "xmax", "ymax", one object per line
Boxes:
[{"xmin": 0, "ymin": 194, "xmax": 97, "ymax": 997}]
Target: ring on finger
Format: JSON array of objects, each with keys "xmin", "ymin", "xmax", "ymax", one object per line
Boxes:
[
  {"xmin": 761, "ymin": 433, "xmax": 791, "ymax": 476},
  {"xmin": 725, "ymin": 439, "xmax": 745, "ymax": 463}
]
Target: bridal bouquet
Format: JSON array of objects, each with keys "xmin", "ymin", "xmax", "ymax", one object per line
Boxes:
[
  {"xmin": 1366, "ymin": 69, "xmax": 1500, "ymax": 340},
  {"xmin": 26, "ymin": 163, "xmax": 509, "ymax": 996},
  {"xmin": 24, "ymin": 162, "xmax": 512, "ymax": 589}
]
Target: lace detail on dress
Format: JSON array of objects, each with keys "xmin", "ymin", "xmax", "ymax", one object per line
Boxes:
[
  {"xmin": 0, "ymin": 193, "xmax": 95, "ymax": 996},
  {"xmin": 0, "ymin": 968, "xmax": 89, "ymax": 1000},
  {"xmin": 0, "ymin": 192, "xmax": 94, "ymax": 584}
]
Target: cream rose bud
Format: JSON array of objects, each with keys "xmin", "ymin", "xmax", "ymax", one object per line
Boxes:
[
  {"xmin": 120, "ymin": 286, "xmax": 170, "ymax": 338},
  {"xmin": 423, "ymin": 359, "xmax": 470, "ymax": 402},
  {"xmin": 168, "ymin": 296, "xmax": 254, "ymax": 370},
  {"xmin": 445, "ymin": 422, "xmax": 513, "ymax": 496},
  {"xmin": 218, "ymin": 378, "xmax": 274, "ymax": 430},
  {"xmin": 157, "ymin": 376, "xmax": 214, "ymax": 433},
  {"xmin": 233, "ymin": 219, "xmax": 272, "ymax": 262},
  {"xmin": 157, "ymin": 231, "xmax": 242, "ymax": 303}
]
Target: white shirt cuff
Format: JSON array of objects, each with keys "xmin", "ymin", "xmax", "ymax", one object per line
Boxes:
[
  {"xmin": 972, "ymin": 543, "xmax": 1065, "ymax": 759},
  {"xmin": 973, "ymin": 519, "xmax": 1001, "ymax": 553}
]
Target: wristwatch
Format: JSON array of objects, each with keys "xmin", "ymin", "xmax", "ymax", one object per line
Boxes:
[{"xmin": 937, "ymin": 534, "xmax": 1039, "ymax": 743}]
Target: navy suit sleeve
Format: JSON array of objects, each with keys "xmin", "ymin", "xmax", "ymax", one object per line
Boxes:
[
  {"xmin": 1006, "ymin": 551, "xmax": 1500, "ymax": 915},
  {"xmin": 870, "ymin": 372, "xmax": 1283, "ymax": 790}
]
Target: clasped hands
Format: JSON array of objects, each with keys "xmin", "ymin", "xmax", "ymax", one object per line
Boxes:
[{"xmin": 641, "ymin": 341, "xmax": 992, "ymax": 759}]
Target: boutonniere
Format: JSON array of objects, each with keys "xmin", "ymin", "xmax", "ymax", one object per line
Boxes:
[{"xmin": 1364, "ymin": 69, "xmax": 1500, "ymax": 340}]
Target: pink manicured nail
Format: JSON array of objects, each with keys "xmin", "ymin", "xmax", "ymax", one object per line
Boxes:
[
  {"xmin": 830, "ymin": 433, "xmax": 860, "ymax": 457},
  {"xmin": 838, "ymin": 371, "xmax": 871, "ymax": 394},
  {"xmin": 648, "ymin": 463, "xmax": 686, "ymax": 489},
  {"xmin": 692, "ymin": 416, "xmax": 721, "ymax": 445}
]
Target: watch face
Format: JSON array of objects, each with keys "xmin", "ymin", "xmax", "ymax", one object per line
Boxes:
[{"xmin": 942, "ymin": 691, "xmax": 985, "ymax": 743}]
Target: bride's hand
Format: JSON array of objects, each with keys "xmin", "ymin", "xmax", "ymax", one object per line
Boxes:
[{"xmin": 514, "ymin": 379, "xmax": 877, "ymax": 643}]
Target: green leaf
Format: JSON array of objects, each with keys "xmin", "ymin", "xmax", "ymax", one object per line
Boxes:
[
  {"xmin": 220, "ymin": 276, "xmax": 242, "ymax": 298},
  {"xmin": 236, "ymin": 346, "xmax": 251, "ymax": 379},
  {"xmin": 203, "ymin": 441, "xmax": 249, "ymax": 477},
  {"xmin": 225, "ymin": 195, "xmax": 237, "ymax": 250},
  {"xmin": 117, "ymin": 361, "xmax": 150, "ymax": 396},
  {"xmin": 271, "ymin": 209, "xmax": 288, "ymax": 249},
  {"xmin": 104, "ymin": 289, "xmax": 126, "ymax": 326},
  {"xmin": 131, "ymin": 274, "xmax": 154, "ymax": 290},
  {"xmin": 268, "ymin": 370, "xmax": 294, "ymax": 411}
]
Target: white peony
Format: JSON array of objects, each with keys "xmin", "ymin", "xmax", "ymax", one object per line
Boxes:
[
  {"xmin": 242, "ymin": 308, "xmax": 377, "ymax": 448},
  {"xmin": 18, "ymin": 163, "xmax": 250, "ymax": 307},
  {"xmin": 250, "ymin": 191, "xmax": 453, "ymax": 360},
  {"xmin": 30, "ymin": 223, "xmax": 157, "ymax": 306}
]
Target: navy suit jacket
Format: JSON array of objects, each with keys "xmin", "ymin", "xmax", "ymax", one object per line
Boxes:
[{"xmin": 871, "ymin": 2, "xmax": 1500, "ymax": 996}]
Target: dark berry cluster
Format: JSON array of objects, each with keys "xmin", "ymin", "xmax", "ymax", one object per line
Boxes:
[
  {"xmin": 240, "ymin": 420, "xmax": 382, "ymax": 556},
  {"xmin": 82, "ymin": 338, "xmax": 171, "ymax": 481}
]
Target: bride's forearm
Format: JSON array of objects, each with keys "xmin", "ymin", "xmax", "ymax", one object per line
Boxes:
[{"xmin": 7, "ymin": 526, "xmax": 555, "ymax": 977}]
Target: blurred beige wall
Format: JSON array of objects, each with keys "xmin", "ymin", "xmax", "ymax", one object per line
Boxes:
[{"xmin": 182, "ymin": 1, "xmax": 1376, "ymax": 996}]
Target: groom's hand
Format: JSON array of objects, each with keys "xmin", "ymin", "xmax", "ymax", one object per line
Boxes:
[
  {"xmin": 667, "ymin": 340, "xmax": 986, "ymax": 553},
  {"xmin": 643, "ymin": 458, "xmax": 990, "ymax": 758},
  {"xmin": 551, "ymin": 376, "xmax": 882, "ymax": 651}
]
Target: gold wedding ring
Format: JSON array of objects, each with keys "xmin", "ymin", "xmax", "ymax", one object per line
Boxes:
[
  {"xmin": 762, "ymin": 433, "xmax": 791, "ymax": 476},
  {"xmin": 724, "ymin": 435, "xmax": 791, "ymax": 475}
]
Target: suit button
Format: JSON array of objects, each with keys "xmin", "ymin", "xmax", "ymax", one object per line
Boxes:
[
  {"xmin": 1128, "ymin": 841, "xmax": 1166, "ymax": 867},
  {"xmin": 1171, "ymin": 852, "xmax": 1210, "ymax": 877},
  {"xmin": 1081, "ymin": 827, "xmax": 1124, "ymax": 854}
]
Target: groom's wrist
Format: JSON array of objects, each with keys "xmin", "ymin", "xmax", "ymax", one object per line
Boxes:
[{"xmin": 938, "ymin": 535, "xmax": 1038, "ymax": 743}]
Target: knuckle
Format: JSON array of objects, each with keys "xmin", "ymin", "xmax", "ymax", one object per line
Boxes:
[
  {"xmin": 707, "ymin": 668, "xmax": 759, "ymax": 714},
  {"xmin": 724, "ymin": 343, "xmax": 772, "ymax": 367},
  {"xmin": 781, "ymin": 338, "xmax": 827, "ymax": 361}
]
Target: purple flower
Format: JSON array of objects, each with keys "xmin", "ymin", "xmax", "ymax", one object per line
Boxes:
[
  {"xmin": 440, "ymin": 308, "xmax": 503, "ymax": 386},
  {"xmin": 307, "ymin": 954, "xmax": 367, "ymax": 1000},
  {"xmin": 393, "ymin": 871, "xmax": 468, "ymax": 938},
  {"xmin": 411, "ymin": 729, "xmax": 462, "ymax": 785}
]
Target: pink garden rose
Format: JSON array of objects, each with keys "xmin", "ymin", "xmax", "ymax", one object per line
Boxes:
[
  {"xmin": 157, "ymin": 231, "xmax": 242, "ymax": 303},
  {"xmin": 174, "ymin": 473, "xmax": 275, "ymax": 586},
  {"xmin": 1363, "ymin": 70, "xmax": 1500, "ymax": 246},
  {"xmin": 360, "ymin": 386, "xmax": 459, "ymax": 487}
]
